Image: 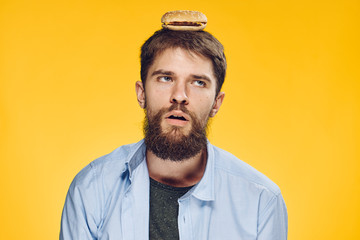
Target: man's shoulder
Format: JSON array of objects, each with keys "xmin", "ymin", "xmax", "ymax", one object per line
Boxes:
[
  {"xmin": 90, "ymin": 141, "xmax": 142, "ymax": 169},
  {"xmin": 211, "ymin": 144, "xmax": 281, "ymax": 195},
  {"xmin": 70, "ymin": 140, "xmax": 144, "ymax": 188}
]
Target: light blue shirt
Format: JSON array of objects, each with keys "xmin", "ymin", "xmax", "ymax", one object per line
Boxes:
[{"xmin": 60, "ymin": 140, "xmax": 287, "ymax": 239}]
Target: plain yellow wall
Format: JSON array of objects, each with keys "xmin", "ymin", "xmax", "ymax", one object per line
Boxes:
[{"xmin": 1, "ymin": 0, "xmax": 359, "ymax": 239}]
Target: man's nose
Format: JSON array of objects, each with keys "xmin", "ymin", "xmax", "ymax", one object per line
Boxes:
[{"xmin": 170, "ymin": 81, "xmax": 189, "ymax": 105}]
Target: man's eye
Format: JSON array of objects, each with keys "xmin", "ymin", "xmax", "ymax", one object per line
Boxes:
[
  {"xmin": 194, "ymin": 80, "xmax": 206, "ymax": 87},
  {"xmin": 158, "ymin": 76, "xmax": 172, "ymax": 82}
]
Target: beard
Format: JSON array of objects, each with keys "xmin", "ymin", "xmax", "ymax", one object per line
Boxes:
[{"xmin": 144, "ymin": 103, "xmax": 209, "ymax": 161}]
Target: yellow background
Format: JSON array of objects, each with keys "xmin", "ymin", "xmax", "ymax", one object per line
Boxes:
[{"xmin": 1, "ymin": 0, "xmax": 359, "ymax": 239}]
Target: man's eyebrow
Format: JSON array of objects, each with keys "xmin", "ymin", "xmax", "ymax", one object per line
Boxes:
[
  {"xmin": 151, "ymin": 70, "xmax": 175, "ymax": 76},
  {"xmin": 151, "ymin": 70, "xmax": 212, "ymax": 82},
  {"xmin": 192, "ymin": 74, "xmax": 212, "ymax": 82}
]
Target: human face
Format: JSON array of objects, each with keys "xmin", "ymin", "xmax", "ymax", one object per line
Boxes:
[{"xmin": 136, "ymin": 47, "xmax": 225, "ymax": 137}]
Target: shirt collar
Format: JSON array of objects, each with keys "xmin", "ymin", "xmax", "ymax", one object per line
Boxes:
[
  {"xmin": 189, "ymin": 141, "xmax": 215, "ymax": 201},
  {"xmin": 124, "ymin": 139, "xmax": 215, "ymax": 201},
  {"xmin": 124, "ymin": 139, "xmax": 146, "ymax": 181}
]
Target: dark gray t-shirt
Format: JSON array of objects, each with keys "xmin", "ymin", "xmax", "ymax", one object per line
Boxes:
[{"xmin": 149, "ymin": 178, "xmax": 193, "ymax": 240}]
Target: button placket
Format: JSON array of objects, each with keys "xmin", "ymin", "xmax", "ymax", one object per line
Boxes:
[{"xmin": 178, "ymin": 198, "xmax": 192, "ymax": 240}]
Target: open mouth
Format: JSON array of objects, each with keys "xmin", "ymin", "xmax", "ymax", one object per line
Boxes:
[
  {"xmin": 164, "ymin": 111, "xmax": 190, "ymax": 126},
  {"xmin": 167, "ymin": 115, "xmax": 188, "ymax": 121}
]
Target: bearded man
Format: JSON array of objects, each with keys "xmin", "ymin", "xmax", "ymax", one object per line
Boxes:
[{"xmin": 60, "ymin": 26, "xmax": 288, "ymax": 240}]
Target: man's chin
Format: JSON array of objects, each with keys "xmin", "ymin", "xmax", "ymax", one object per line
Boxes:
[
  {"xmin": 162, "ymin": 132, "xmax": 189, "ymax": 143},
  {"xmin": 163, "ymin": 126, "xmax": 190, "ymax": 137}
]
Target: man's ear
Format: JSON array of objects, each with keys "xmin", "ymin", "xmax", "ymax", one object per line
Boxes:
[
  {"xmin": 135, "ymin": 81, "xmax": 146, "ymax": 109},
  {"xmin": 210, "ymin": 92, "xmax": 225, "ymax": 117}
]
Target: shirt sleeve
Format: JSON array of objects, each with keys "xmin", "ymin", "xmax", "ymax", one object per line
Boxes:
[
  {"xmin": 257, "ymin": 192, "xmax": 288, "ymax": 240},
  {"xmin": 60, "ymin": 164, "xmax": 100, "ymax": 240}
]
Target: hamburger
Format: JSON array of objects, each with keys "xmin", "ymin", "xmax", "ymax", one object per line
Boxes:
[{"xmin": 161, "ymin": 10, "xmax": 207, "ymax": 31}]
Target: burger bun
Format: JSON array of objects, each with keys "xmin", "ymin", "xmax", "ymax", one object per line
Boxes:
[{"xmin": 161, "ymin": 10, "xmax": 207, "ymax": 31}]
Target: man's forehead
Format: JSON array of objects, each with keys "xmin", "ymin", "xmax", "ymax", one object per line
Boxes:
[
  {"xmin": 149, "ymin": 47, "xmax": 215, "ymax": 77},
  {"xmin": 154, "ymin": 47, "xmax": 209, "ymax": 62}
]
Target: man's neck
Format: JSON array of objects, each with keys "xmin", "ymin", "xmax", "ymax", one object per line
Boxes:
[{"xmin": 146, "ymin": 149, "xmax": 207, "ymax": 188}]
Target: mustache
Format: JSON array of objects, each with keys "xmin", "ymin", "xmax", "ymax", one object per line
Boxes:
[
  {"xmin": 145, "ymin": 102, "xmax": 196, "ymax": 123},
  {"xmin": 168, "ymin": 102, "xmax": 190, "ymax": 115}
]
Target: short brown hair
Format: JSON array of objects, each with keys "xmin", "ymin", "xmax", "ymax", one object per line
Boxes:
[{"xmin": 140, "ymin": 29, "xmax": 227, "ymax": 94}]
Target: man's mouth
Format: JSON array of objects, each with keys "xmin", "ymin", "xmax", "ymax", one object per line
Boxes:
[
  {"xmin": 167, "ymin": 115, "xmax": 187, "ymax": 121},
  {"xmin": 164, "ymin": 111, "xmax": 190, "ymax": 127}
]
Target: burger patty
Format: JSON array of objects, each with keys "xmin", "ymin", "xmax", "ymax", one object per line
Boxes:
[{"xmin": 167, "ymin": 21, "xmax": 206, "ymax": 26}]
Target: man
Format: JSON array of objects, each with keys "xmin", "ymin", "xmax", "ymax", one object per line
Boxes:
[{"xmin": 60, "ymin": 19, "xmax": 288, "ymax": 240}]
